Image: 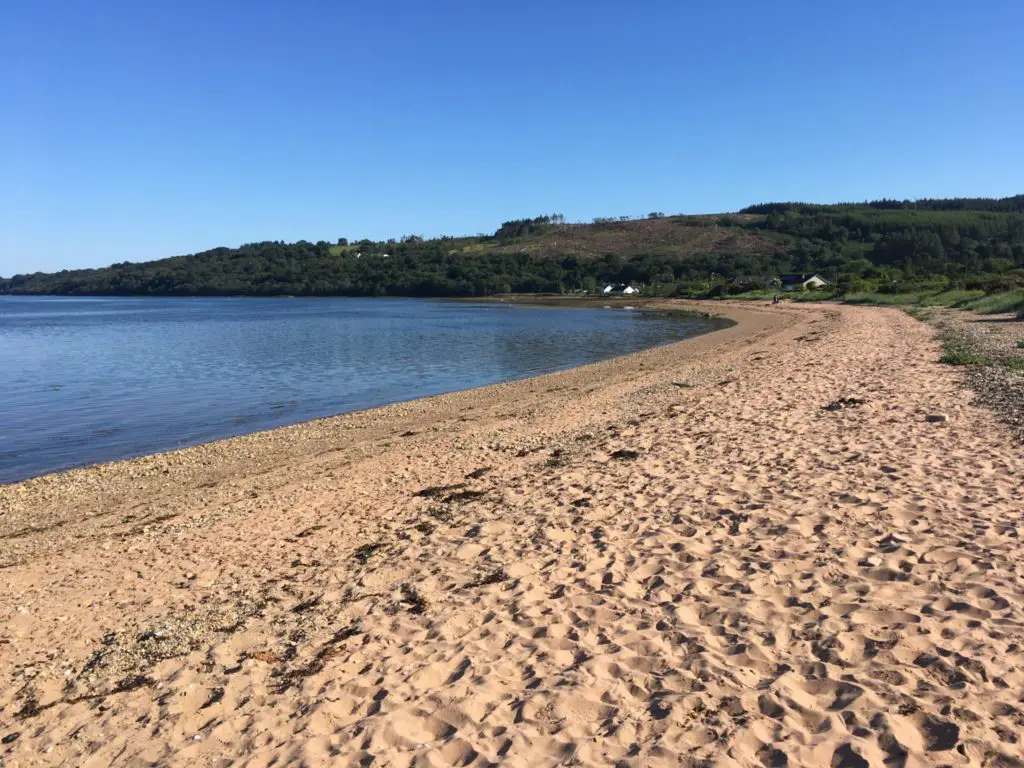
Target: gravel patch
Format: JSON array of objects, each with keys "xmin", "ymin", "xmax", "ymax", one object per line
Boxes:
[{"xmin": 928, "ymin": 310, "xmax": 1024, "ymax": 441}]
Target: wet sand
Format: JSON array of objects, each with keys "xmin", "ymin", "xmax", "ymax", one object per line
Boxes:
[{"xmin": 1, "ymin": 301, "xmax": 1022, "ymax": 767}]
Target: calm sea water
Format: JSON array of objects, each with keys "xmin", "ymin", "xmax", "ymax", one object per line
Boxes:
[{"xmin": 0, "ymin": 296, "xmax": 727, "ymax": 483}]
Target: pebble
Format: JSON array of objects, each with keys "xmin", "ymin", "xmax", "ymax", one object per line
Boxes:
[{"xmin": 925, "ymin": 414, "xmax": 948, "ymax": 423}]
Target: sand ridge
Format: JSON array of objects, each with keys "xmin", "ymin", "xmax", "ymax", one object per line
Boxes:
[{"xmin": 1, "ymin": 302, "xmax": 1023, "ymax": 767}]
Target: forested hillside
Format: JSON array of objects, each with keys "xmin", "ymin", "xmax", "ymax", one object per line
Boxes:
[{"xmin": 4, "ymin": 196, "xmax": 1023, "ymax": 298}]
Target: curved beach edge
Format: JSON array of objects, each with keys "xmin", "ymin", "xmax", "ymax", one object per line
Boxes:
[{"xmin": 0, "ymin": 299, "xmax": 766, "ymax": 496}]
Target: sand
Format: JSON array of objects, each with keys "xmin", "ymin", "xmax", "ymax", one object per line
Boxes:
[{"xmin": 1, "ymin": 301, "xmax": 1022, "ymax": 767}]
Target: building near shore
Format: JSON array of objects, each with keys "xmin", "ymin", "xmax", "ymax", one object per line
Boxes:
[
  {"xmin": 780, "ymin": 273, "xmax": 830, "ymax": 291},
  {"xmin": 602, "ymin": 283, "xmax": 642, "ymax": 295}
]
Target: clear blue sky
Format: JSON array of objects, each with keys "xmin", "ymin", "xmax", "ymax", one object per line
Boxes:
[{"xmin": 2, "ymin": 1, "xmax": 1022, "ymax": 275}]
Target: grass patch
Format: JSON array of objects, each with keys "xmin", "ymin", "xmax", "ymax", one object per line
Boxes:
[
  {"xmin": 959, "ymin": 291, "xmax": 1024, "ymax": 314},
  {"xmin": 904, "ymin": 307, "xmax": 934, "ymax": 321},
  {"xmin": 327, "ymin": 245, "xmax": 359, "ymax": 256},
  {"xmin": 790, "ymin": 289, "xmax": 836, "ymax": 302},
  {"xmin": 719, "ymin": 289, "xmax": 833, "ymax": 302},
  {"xmin": 844, "ymin": 292, "xmax": 925, "ymax": 306},
  {"xmin": 844, "ymin": 289, "xmax": 1024, "ymax": 314},
  {"xmin": 940, "ymin": 347, "xmax": 993, "ymax": 366},
  {"xmin": 939, "ymin": 337, "xmax": 993, "ymax": 366},
  {"xmin": 727, "ymin": 290, "xmax": 775, "ymax": 301},
  {"xmin": 1000, "ymin": 357, "xmax": 1024, "ymax": 372},
  {"xmin": 919, "ymin": 289, "xmax": 986, "ymax": 307},
  {"xmin": 1017, "ymin": 339, "xmax": 1024, "ymax": 349}
]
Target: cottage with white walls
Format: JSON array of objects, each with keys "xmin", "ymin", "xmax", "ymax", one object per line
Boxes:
[
  {"xmin": 779, "ymin": 274, "xmax": 829, "ymax": 292},
  {"xmin": 601, "ymin": 284, "xmax": 642, "ymax": 295}
]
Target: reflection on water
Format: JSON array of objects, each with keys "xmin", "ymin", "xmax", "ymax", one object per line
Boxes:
[{"xmin": 0, "ymin": 296, "xmax": 728, "ymax": 482}]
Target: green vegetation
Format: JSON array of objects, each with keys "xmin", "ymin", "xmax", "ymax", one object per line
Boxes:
[
  {"xmin": 843, "ymin": 292, "xmax": 928, "ymax": 306},
  {"xmin": 723, "ymin": 290, "xmax": 776, "ymax": 302},
  {"xmin": 840, "ymin": 289, "xmax": 1024, "ymax": 314},
  {"xmin": 959, "ymin": 291, "xmax": 1024, "ymax": 314},
  {"xmin": 790, "ymin": 289, "xmax": 837, "ymax": 302},
  {"xmin": 3, "ymin": 196, "xmax": 1024, "ymax": 298},
  {"xmin": 902, "ymin": 307, "xmax": 930, "ymax": 321},
  {"xmin": 939, "ymin": 336, "xmax": 993, "ymax": 366},
  {"xmin": 935, "ymin": 319, "xmax": 1024, "ymax": 371},
  {"xmin": 919, "ymin": 289, "xmax": 986, "ymax": 306}
]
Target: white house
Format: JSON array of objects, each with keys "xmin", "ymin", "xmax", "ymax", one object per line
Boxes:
[
  {"xmin": 780, "ymin": 274, "xmax": 829, "ymax": 292},
  {"xmin": 602, "ymin": 283, "xmax": 642, "ymax": 295}
]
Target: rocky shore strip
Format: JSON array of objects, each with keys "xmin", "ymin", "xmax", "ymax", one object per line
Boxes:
[{"xmin": 928, "ymin": 308, "xmax": 1024, "ymax": 441}]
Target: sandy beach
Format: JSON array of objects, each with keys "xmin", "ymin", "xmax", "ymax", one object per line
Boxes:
[{"xmin": 1, "ymin": 301, "xmax": 1022, "ymax": 767}]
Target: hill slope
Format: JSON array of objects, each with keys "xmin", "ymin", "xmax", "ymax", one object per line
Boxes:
[{"xmin": 3, "ymin": 197, "xmax": 1024, "ymax": 297}]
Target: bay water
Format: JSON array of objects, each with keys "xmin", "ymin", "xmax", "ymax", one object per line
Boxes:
[{"xmin": 0, "ymin": 296, "xmax": 728, "ymax": 482}]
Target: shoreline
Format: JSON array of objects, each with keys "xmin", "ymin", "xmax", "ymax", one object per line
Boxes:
[
  {"xmin": 452, "ymin": 293, "xmax": 742, "ymax": 320},
  {"xmin": 2, "ymin": 300, "xmax": 1022, "ymax": 767},
  {"xmin": 0, "ymin": 296, "xmax": 733, "ymax": 488},
  {"xmin": 0, "ymin": 299, "xmax": 757, "ymax": 500}
]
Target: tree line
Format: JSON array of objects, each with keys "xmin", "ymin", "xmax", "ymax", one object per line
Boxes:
[
  {"xmin": 3, "ymin": 196, "xmax": 1023, "ymax": 298},
  {"xmin": 740, "ymin": 194, "xmax": 1024, "ymax": 215}
]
